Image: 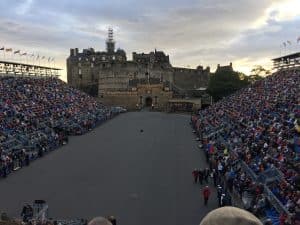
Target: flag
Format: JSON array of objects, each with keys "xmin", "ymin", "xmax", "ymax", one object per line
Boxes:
[
  {"xmin": 21, "ymin": 53, "xmax": 27, "ymax": 56},
  {"xmin": 287, "ymin": 40, "xmax": 292, "ymax": 45},
  {"xmin": 14, "ymin": 50, "xmax": 20, "ymax": 54},
  {"xmin": 36, "ymin": 55, "xmax": 40, "ymax": 60},
  {"xmin": 6, "ymin": 48, "xmax": 12, "ymax": 52},
  {"xmin": 51, "ymin": 57, "xmax": 55, "ymax": 61},
  {"xmin": 297, "ymin": 36, "xmax": 300, "ymax": 43},
  {"xmin": 30, "ymin": 53, "xmax": 34, "ymax": 57},
  {"xmin": 0, "ymin": 47, "xmax": 4, "ymax": 51},
  {"xmin": 48, "ymin": 57, "xmax": 51, "ymax": 62},
  {"xmin": 283, "ymin": 42, "xmax": 287, "ymax": 47}
]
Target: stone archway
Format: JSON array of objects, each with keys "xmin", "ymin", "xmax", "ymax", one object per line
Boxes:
[{"xmin": 145, "ymin": 96, "xmax": 153, "ymax": 107}]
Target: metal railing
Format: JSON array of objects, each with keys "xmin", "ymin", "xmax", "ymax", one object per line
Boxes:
[{"xmin": 264, "ymin": 185, "xmax": 290, "ymax": 215}]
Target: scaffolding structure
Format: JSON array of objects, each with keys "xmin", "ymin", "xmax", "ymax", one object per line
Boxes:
[
  {"xmin": 106, "ymin": 28, "xmax": 115, "ymax": 53},
  {"xmin": 107, "ymin": 27, "xmax": 114, "ymax": 42},
  {"xmin": 0, "ymin": 60, "xmax": 61, "ymax": 77}
]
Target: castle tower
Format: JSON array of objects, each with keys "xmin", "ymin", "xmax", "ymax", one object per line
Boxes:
[{"xmin": 106, "ymin": 28, "xmax": 115, "ymax": 54}]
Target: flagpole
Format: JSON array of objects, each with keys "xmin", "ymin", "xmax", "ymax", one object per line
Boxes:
[
  {"xmin": 284, "ymin": 45, "xmax": 286, "ymax": 56},
  {"xmin": 280, "ymin": 44, "xmax": 281, "ymax": 57}
]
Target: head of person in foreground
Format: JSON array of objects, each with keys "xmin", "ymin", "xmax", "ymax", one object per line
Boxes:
[
  {"xmin": 88, "ymin": 217, "xmax": 112, "ymax": 225},
  {"xmin": 200, "ymin": 207, "xmax": 263, "ymax": 225}
]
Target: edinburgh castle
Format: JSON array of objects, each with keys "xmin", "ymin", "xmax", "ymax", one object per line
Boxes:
[{"xmin": 67, "ymin": 29, "xmax": 217, "ymax": 110}]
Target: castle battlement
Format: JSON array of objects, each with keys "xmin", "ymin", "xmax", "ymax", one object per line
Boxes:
[{"xmin": 67, "ymin": 28, "xmax": 211, "ymax": 110}]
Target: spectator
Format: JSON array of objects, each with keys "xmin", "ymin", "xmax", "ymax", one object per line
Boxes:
[
  {"xmin": 0, "ymin": 76, "xmax": 112, "ymax": 178},
  {"xmin": 192, "ymin": 68, "xmax": 300, "ymax": 224},
  {"xmin": 200, "ymin": 207, "xmax": 263, "ymax": 225},
  {"xmin": 88, "ymin": 217, "xmax": 112, "ymax": 225}
]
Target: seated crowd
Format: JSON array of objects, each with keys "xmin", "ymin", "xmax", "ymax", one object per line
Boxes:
[
  {"xmin": 0, "ymin": 76, "xmax": 112, "ymax": 178},
  {"xmin": 191, "ymin": 69, "xmax": 300, "ymax": 225},
  {"xmin": 0, "ymin": 207, "xmax": 267, "ymax": 225}
]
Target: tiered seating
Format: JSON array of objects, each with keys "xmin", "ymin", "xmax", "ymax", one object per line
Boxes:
[
  {"xmin": 0, "ymin": 76, "xmax": 112, "ymax": 178},
  {"xmin": 192, "ymin": 69, "xmax": 300, "ymax": 224}
]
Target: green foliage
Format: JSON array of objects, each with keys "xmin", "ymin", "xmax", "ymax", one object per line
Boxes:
[
  {"xmin": 251, "ymin": 65, "xmax": 271, "ymax": 76},
  {"xmin": 207, "ymin": 69, "xmax": 249, "ymax": 101},
  {"xmin": 247, "ymin": 74, "xmax": 264, "ymax": 83}
]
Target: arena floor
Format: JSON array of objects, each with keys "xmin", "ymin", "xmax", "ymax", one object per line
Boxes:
[{"xmin": 0, "ymin": 112, "xmax": 217, "ymax": 225}]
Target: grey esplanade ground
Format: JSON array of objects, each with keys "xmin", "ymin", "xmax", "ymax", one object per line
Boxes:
[{"xmin": 0, "ymin": 112, "xmax": 217, "ymax": 225}]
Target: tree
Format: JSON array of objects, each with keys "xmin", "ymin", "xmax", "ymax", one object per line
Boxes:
[
  {"xmin": 207, "ymin": 69, "xmax": 249, "ymax": 101},
  {"xmin": 247, "ymin": 74, "xmax": 264, "ymax": 83},
  {"xmin": 251, "ymin": 65, "xmax": 271, "ymax": 77}
]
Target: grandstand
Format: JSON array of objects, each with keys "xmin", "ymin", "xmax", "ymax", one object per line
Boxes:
[
  {"xmin": 1, "ymin": 58, "xmax": 299, "ymax": 225},
  {"xmin": 272, "ymin": 52, "xmax": 300, "ymax": 70},
  {"xmin": 0, "ymin": 61, "xmax": 61, "ymax": 77},
  {"xmin": 0, "ymin": 65, "xmax": 114, "ymax": 178},
  {"xmin": 192, "ymin": 67, "xmax": 300, "ymax": 225}
]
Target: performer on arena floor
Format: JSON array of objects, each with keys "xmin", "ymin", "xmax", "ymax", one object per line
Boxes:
[{"xmin": 202, "ymin": 185, "xmax": 211, "ymax": 206}]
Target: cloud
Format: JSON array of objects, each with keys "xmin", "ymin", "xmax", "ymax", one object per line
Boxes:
[
  {"xmin": 0, "ymin": 0, "xmax": 299, "ymax": 81},
  {"xmin": 17, "ymin": 0, "xmax": 34, "ymax": 15}
]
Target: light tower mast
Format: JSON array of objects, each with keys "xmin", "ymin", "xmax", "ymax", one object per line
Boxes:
[{"xmin": 106, "ymin": 28, "xmax": 115, "ymax": 54}]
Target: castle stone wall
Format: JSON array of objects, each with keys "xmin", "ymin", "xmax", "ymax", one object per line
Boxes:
[{"xmin": 67, "ymin": 34, "xmax": 211, "ymax": 108}]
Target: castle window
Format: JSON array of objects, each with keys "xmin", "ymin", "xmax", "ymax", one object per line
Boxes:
[
  {"xmin": 102, "ymin": 56, "xmax": 106, "ymax": 60},
  {"xmin": 78, "ymin": 69, "xmax": 82, "ymax": 75},
  {"xmin": 78, "ymin": 63, "xmax": 81, "ymax": 67},
  {"xmin": 102, "ymin": 64, "xmax": 105, "ymax": 68},
  {"xmin": 91, "ymin": 63, "xmax": 94, "ymax": 68},
  {"xmin": 78, "ymin": 57, "xmax": 81, "ymax": 61},
  {"xmin": 92, "ymin": 57, "xmax": 95, "ymax": 61}
]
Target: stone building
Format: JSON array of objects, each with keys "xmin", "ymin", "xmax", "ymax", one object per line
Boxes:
[{"xmin": 67, "ymin": 29, "xmax": 210, "ymax": 110}]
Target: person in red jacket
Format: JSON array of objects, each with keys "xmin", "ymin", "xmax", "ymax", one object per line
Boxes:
[
  {"xmin": 279, "ymin": 213, "xmax": 287, "ymax": 225},
  {"xmin": 202, "ymin": 186, "xmax": 211, "ymax": 206},
  {"xmin": 192, "ymin": 168, "xmax": 199, "ymax": 183}
]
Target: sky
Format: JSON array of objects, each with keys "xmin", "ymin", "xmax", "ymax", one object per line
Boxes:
[{"xmin": 0, "ymin": 0, "xmax": 300, "ymax": 81}]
